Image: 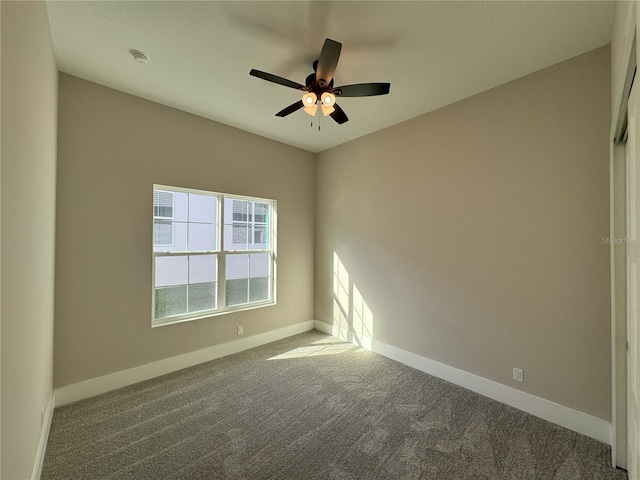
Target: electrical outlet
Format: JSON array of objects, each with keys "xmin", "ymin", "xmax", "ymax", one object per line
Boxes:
[
  {"xmin": 237, "ymin": 325, "xmax": 244, "ymax": 335},
  {"xmin": 513, "ymin": 367, "xmax": 524, "ymax": 383}
]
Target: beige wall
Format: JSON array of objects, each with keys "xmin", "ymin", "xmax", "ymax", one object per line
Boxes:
[
  {"xmin": 316, "ymin": 46, "xmax": 612, "ymax": 420},
  {"xmin": 54, "ymin": 74, "xmax": 315, "ymax": 388},
  {"xmin": 1, "ymin": 1, "xmax": 58, "ymax": 478}
]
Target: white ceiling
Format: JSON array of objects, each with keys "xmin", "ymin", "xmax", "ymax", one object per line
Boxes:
[{"xmin": 46, "ymin": 1, "xmax": 614, "ymax": 153}]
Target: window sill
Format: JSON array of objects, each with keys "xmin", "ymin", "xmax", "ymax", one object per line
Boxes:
[{"xmin": 151, "ymin": 300, "xmax": 277, "ymax": 328}]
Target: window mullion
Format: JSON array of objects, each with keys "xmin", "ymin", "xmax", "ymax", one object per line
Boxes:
[
  {"xmin": 246, "ymin": 217, "xmax": 250, "ymax": 249},
  {"xmin": 219, "ymin": 252, "xmax": 226, "ymax": 310},
  {"xmin": 219, "ymin": 196, "xmax": 225, "ymax": 309},
  {"xmin": 247, "ymin": 254, "xmax": 251, "ymax": 303},
  {"xmin": 186, "ymin": 194, "xmax": 190, "ymax": 252},
  {"xmin": 186, "ymin": 255, "xmax": 190, "ymax": 314},
  {"xmin": 185, "ymin": 193, "xmax": 190, "ymax": 315}
]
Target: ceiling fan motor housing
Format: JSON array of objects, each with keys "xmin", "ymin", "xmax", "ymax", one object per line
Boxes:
[{"xmin": 305, "ymin": 71, "xmax": 334, "ymax": 95}]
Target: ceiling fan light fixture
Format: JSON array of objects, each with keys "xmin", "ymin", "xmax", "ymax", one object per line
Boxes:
[
  {"xmin": 321, "ymin": 92, "xmax": 335, "ymax": 106},
  {"xmin": 321, "ymin": 92, "xmax": 336, "ymax": 116},
  {"xmin": 321, "ymin": 105, "xmax": 335, "ymax": 116},
  {"xmin": 302, "ymin": 92, "xmax": 318, "ymax": 116}
]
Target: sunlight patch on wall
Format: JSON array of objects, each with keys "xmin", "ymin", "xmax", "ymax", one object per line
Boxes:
[
  {"xmin": 333, "ymin": 299, "xmax": 349, "ymax": 338},
  {"xmin": 332, "ymin": 252, "xmax": 374, "ymax": 349},
  {"xmin": 334, "ymin": 253, "xmax": 350, "ymax": 310},
  {"xmin": 352, "ymin": 284, "xmax": 373, "ymax": 340}
]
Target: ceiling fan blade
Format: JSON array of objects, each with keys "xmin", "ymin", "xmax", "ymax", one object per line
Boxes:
[
  {"xmin": 330, "ymin": 103, "xmax": 349, "ymax": 125},
  {"xmin": 276, "ymin": 100, "xmax": 304, "ymax": 117},
  {"xmin": 250, "ymin": 69, "xmax": 305, "ymax": 90},
  {"xmin": 316, "ymin": 38, "xmax": 342, "ymax": 86},
  {"xmin": 335, "ymin": 83, "xmax": 391, "ymax": 97}
]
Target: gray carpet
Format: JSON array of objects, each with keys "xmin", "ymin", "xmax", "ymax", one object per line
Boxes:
[{"xmin": 42, "ymin": 331, "xmax": 627, "ymax": 480}]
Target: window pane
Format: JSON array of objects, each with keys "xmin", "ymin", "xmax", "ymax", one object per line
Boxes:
[
  {"xmin": 226, "ymin": 254, "xmax": 249, "ymax": 306},
  {"xmin": 226, "ymin": 254, "xmax": 249, "ymax": 279},
  {"xmin": 172, "ymin": 192, "xmax": 188, "ymax": 222},
  {"xmin": 154, "ymin": 190, "xmax": 173, "ymax": 217},
  {"xmin": 229, "ymin": 200, "xmax": 249, "ymax": 222},
  {"xmin": 188, "ymin": 223, "xmax": 217, "ymax": 251},
  {"xmin": 188, "ymin": 282, "xmax": 217, "ymax": 312},
  {"xmin": 254, "ymin": 202, "xmax": 269, "ymax": 223},
  {"xmin": 249, "ymin": 225, "xmax": 269, "ymax": 249},
  {"xmin": 234, "ymin": 224, "xmax": 249, "ymax": 246},
  {"xmin": 249, "ymin": 277, "xmax": 269, "ymax": 302},
  {"xmin": 155, "ymin": 206, "xmax": 172, "ymax": 218},
  {"xmin": 249, "ymin": 253, "xmax": 269, "ymax": 278},
  {"xmin": 188, "ymin": 194, "xmax": 217, "ymax": 224},
  {"xmin": 226, "ymin": 278, "xmax": 248, "ymax": 306},
  {"xmin": 225, "ymin": 223, "xmax": 248, "ymax": 251},
  {"xmin": 155, "ymin": 285, "xmax": 187, "ymax": 318},
  {"xmin": 225, "ymin": 198, "xmax": 248, "ymax": 223},
  {"xmin": 155, "ymin": 256, "xmax": 188, "ymax": 287},
  {"xmin": 189, "ymin": 255, "xmax": 217, "ymax": 283},
  {"xmin": 153, "ymin": 219, "xmax": 173, "ymax": 245},
  {"xmin": 249, "ymin": 254, "xmax": 270, "ymax": 302},
  {"xmin": 153, "ymin": 221, "xmax": 187, "ymax": 252}
]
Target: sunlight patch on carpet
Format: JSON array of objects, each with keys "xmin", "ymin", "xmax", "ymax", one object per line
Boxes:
[{"xmin": 268, "ymin": 342, "xmax": 361, "ymax": 360}]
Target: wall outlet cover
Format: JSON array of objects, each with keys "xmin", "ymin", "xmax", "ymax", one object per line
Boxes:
[{"xmin": 513, "ymin": 367, "xmax": 524, "ymax": 382}]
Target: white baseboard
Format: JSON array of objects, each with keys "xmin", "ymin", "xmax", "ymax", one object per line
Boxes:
[
  {"xmin": 55, "ymin": 320, "xmax": 315, "ymax": 407},
  {"xmin": 32, "ymin": 390, "xmax": 55, "ymax": 480},
  {"xmin": 314, "ymin": 320, "xmax": 611, "ymax": 445}
]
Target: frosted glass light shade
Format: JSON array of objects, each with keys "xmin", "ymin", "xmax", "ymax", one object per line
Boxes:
[
  {"xmin": 321, "ymin": 92, "xmax": 335, "ymax": 116},
  {"xmin": 302, "ymin": 92, "xmax": 318, "ymax": 116}
]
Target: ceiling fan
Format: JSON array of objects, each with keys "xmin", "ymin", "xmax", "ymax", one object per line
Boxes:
[{"xmin": 249, "ymin": 38, "xmax": 390, "ymax": 125}]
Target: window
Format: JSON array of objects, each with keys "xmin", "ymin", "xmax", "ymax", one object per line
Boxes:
[{"xmin": 152, "ymin": 185, "xmax": 276, "ymax": 326}]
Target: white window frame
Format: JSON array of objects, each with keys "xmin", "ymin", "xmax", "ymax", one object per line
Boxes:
[{"xmin": 152, "ymin": 185, "xmax": 277, "ymax": 327}]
